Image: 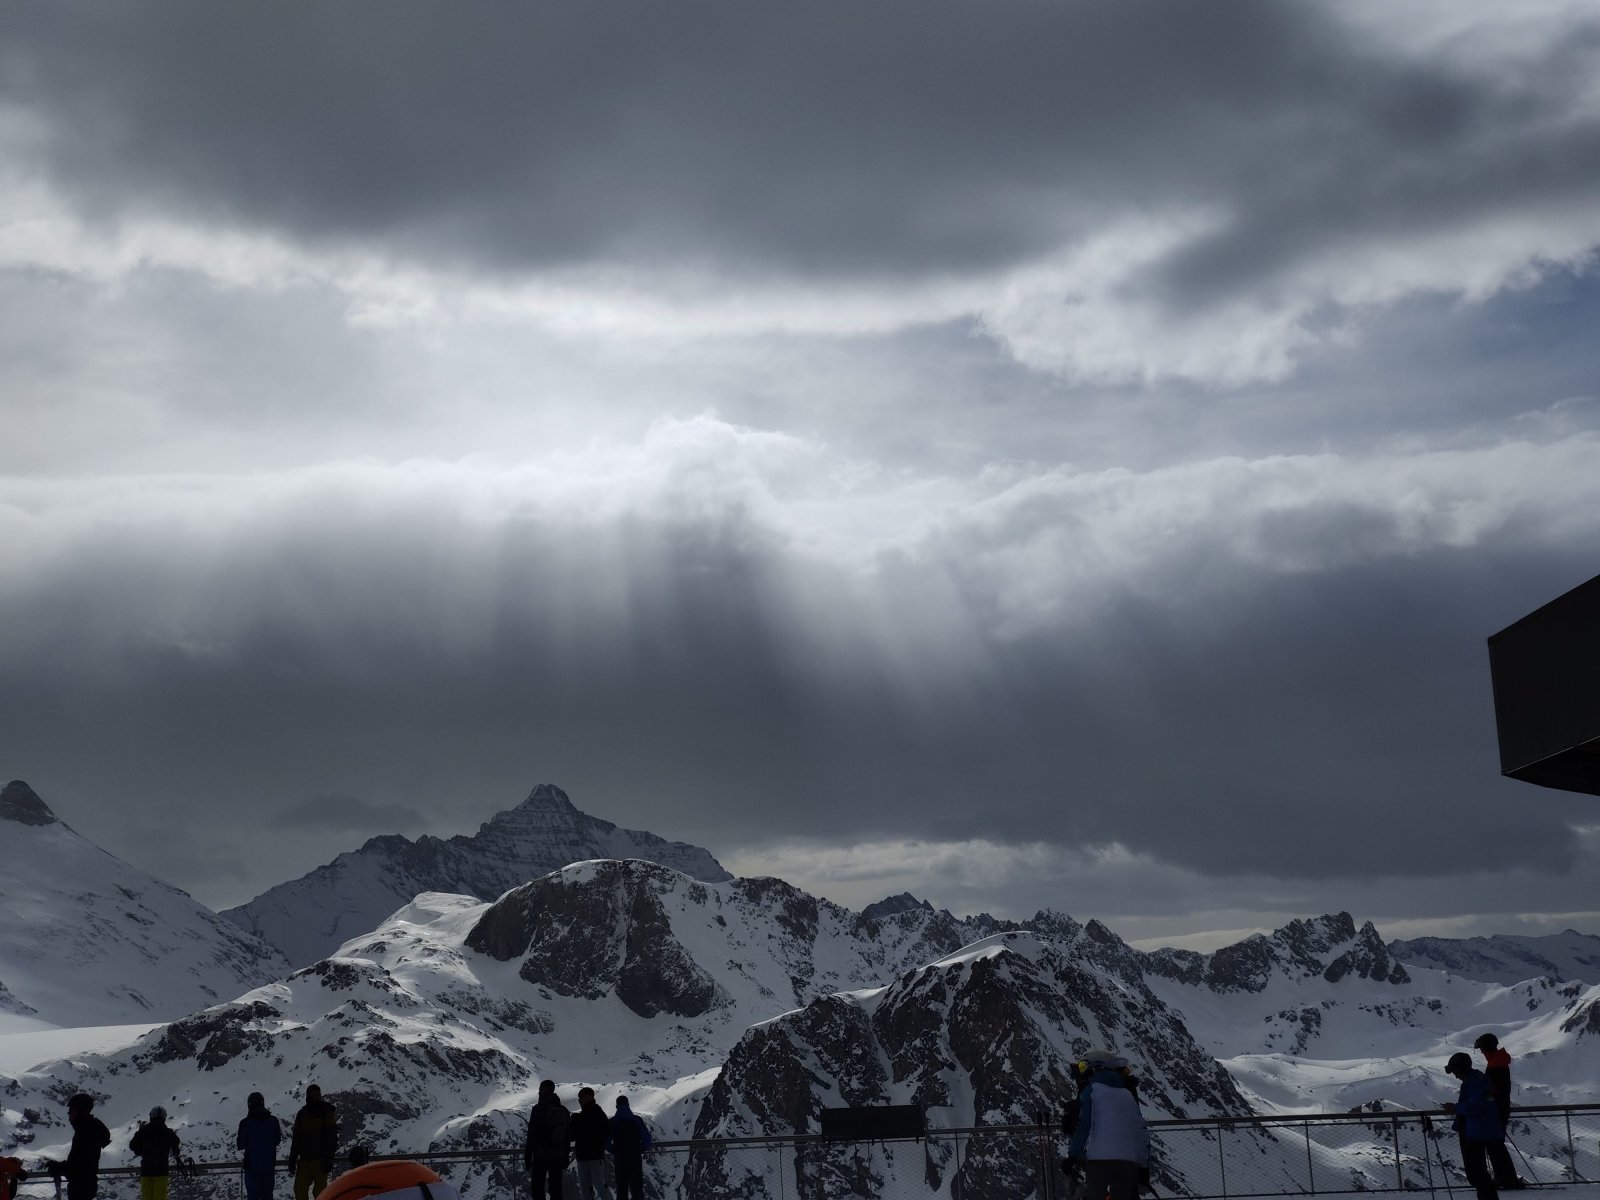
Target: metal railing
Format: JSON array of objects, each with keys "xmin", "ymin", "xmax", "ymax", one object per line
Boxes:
[{"xmin": 12, "ymin": 1104, "xmax": 1598, "ymax": 1200}]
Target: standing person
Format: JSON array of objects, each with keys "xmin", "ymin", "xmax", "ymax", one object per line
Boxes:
[
  {"xmin": 287, "ymin": 1084, "xmax": 339, "ymax": 1200},
  {"xmin": 130, "ymin": 1107, "xmax": 182, "ymax": 1200},
  {"xmin": 1445, "ymin": 1051, "xmax": 1505, "ymax": 1200},
  {"xmin": 523, "ymin": 1080, "xmax": 572, "ymax": 1200},
  {"xmin": 237, "ymin": 1092, "xmax": 283, "ymax": 1200},
  {"xmin": 569, "ymin": 1088, "xmax": 610, "ymax": 1200},
  {"xmin": 1474, "ymin": 1035, "xmax": 1525, "ymax": 1189},
  {"xmin": 1065, "ymin": 1050, "xmax": 1149, "ymax": 1200},
  {"xmin": 607, "ymin": 1097, "xmax": 651, "ymax": 1200},
  {"xmin": 63, "ymin": 1094, "xmax": 112, "ymax": 1200}
]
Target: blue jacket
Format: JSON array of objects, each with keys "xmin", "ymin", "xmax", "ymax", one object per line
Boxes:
[
  {"xmin": 1068, "ymin": 1070, "xmax": 1150, "ymax": 1166},
  {"xmin": 1453, "ymin": 1070, "xmax": 1505, "ymax": 1142},
  {"xmin": 236, "ymin": 1107, "xmax": 282, "ymax": 1173},
  {"xmin": 609, "ymin": 1108, "xmax": 652, "ymax": 1163}
]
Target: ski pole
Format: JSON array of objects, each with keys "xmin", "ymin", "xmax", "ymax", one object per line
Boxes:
[
  {"xmin": 1431, "ymin": 1127, "xmax": 1457, "ymax": 1200},
  {"xmin": 1422, "ymin": 1114, "xmax": 1456, "ymax": 1200},
  {"xmin": 1507, "ymin": 1136, "xmax": 1541, "ymax": 1186}
]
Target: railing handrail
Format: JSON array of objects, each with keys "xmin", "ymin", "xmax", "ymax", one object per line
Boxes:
[{"xmin": 10, "ymin": 1100, "xmax": 1597, "ymax": 1173}]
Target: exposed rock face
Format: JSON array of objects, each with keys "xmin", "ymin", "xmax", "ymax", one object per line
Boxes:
[
  {"xmin": 1145, "ymin": 913, "xmax": 1408, "ymax": 994},
  {"xmin": 225, "ymin": 784, "xmax": 734, "ymax": 966},
  {"xmin": 690, "ymin": 932, "xmax": 1260, "ymax": 1200},
  {"xmin": 466, "ymin": 862, "xmax": 727, "ymax": 1018},
  {"xmin": 0, "ymin": 780, "xmax": 57, "ymax": 827}
]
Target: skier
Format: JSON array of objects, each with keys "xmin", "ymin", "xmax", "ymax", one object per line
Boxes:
[
  {"xmin": 286, "ymin": 1084, "xmax": 339, "ymax": 1200},
  {"xmin": 236, "ymin": 1092, "xmax": 283, "ymax": 1200},
  {"xmin": 523, "ymin": 1080, "xmax": 572, "ymax": 1200},
  {"xmin": 129, "ymin": 1107, "xmax": 182, "ymax": 1200},
  {"xmin": 63, "ymin": 1094, "xmax": 112, "ymax": 1200},
  {"xmin": 570, "ymin": 1087, "xmax": 611, "ymax": 1200},
  {"xmin": 1065, "ymin": 1050, "xmax": 1150, "ymax": 1200},
  {"xmin": 1474, "ymin": 1034, "xmax": 1525, "ymax": 1189},
  {"xmin": 607, "ymin": 1097, "xmax": 651, "ymax": 1200},
  {"xmin": 1444, "ymin": 1051, "xmax": 1504, "ymax": 1200}
]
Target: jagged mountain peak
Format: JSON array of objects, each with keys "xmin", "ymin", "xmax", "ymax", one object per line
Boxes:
[
  {"xmin": 860, "ymin": 892, "xmax": 934, "ymax": 921},
  {"xmin": 224, "ymin": 783, "xmax": 732, "ymax": 968},
  {"xmin": 1, "ymin": 779, "xmax": 58, "ymax": 827}
]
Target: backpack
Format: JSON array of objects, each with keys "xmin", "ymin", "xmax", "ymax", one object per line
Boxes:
[{"xmin": 532, "ymin": 1102, "xmax": 571, "ymax": 1157}]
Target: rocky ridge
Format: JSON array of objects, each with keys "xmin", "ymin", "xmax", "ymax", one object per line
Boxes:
[{"xmin": 223, "ymin": 784, "xmax": 733, "ymax": 967}]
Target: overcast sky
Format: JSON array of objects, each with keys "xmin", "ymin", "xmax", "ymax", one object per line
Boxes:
[{"xmin": 4, "ymin": 1, "xmax": 1600, "ymax": 950}]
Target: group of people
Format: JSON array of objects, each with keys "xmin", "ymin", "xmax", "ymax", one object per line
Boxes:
[
  {"xmin": 1058, "ymin": 1033, "xmax": 1528, "ymax": 1200},
  {"xmin": 24, "ymin": 1087, "xmax": 339, "ymax": 1200},
  {"xmin": 12, "ymin": 1034, "xmax": 1528, "ymax": 1200},
  {"xmin": 523, "ymin": 1082, "xmax": 652, "ymax": 1200},
  {"xmin": 1443, "ymin": 1032, "xmax": 1526, "ymax": 1200}
]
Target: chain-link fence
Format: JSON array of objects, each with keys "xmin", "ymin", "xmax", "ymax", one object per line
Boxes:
[{"xmin": 13, "ymin": 1105, "xmax": 1598, "ymax": 1200}]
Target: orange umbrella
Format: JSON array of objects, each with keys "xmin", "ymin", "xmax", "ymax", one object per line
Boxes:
[{"xmin": 315, "ymin": 1162, "xmax": 461, "ymax": 1200}]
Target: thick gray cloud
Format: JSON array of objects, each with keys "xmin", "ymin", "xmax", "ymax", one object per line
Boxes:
[
  {"xmin": 6, "ymin": 2, "xmax": 1600, "ymax": 294},
  {"xmin": 3, "ymin": 1, "xmax": 1600, "ymax": 941}
]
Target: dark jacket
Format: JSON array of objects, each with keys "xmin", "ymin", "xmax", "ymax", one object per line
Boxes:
[
  {"xmin": 608, "ymin": 1107, "xmax": 652, "ymax": 1163},
  {"xmin": 571, "ymin": 1102, "xmax": 610, "ymax": 1162},
  {"xmin": 1452, "ymin": 1069, "xmax": 1505, "ymax": 1143},
  {"xmin": 1482, "ymin": 1049, "xmax": 1512, "ymax": 1124},
  {"xmin": 524, "ymin": 1097, "xmax": 572, "ymax": 1166},
  {"xmin": 237, "ymin": 1106, "xmax": 283, "ymax": 1173},
  {"xmin": 129, "ymin": 1123, "xmax": 181, "ymax": 1178},
  {"xmin": 66, "ymin": 1115, "xmax": 112, "ymax": 1176},
  {"xmin": 288, "ymin": 1101, "xmax": 338, "ymax": 1165}
]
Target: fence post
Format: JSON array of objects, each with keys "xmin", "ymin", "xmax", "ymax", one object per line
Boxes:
[
  {"xmin": 1391, "ymin": 1115, "xmax": 1402, "ymax": 1192},
  {"xmin": 1566, "ymin": 1111, "xmax": 1577, "ymax": 1183},
  {"xmin": 1219, "ymin": 1124, "xmax": 1229, "ymax": 1200},
  {"xmin": 1305, "ymin": 1120, "xmax": 1315, "ymax": 1194}
]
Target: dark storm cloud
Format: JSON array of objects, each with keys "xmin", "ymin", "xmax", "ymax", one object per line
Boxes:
[
  {"xmin": 278, "ymin": 794, "xmax": 429, "ymax": 834},
  {"xmin": 5, "ymin": 1, "xmax": 1599, "ymax": 296},
  {"xmin": 4, "ymin": 445, "xmax": 1598, "ymax": 909}
]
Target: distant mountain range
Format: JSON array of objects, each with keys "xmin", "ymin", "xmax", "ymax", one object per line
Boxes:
[
  {"xmin": 2, "ymin": 775, "xmax": 1598, "ymax": 1200},
  {"xmin": 1388, "ymin": 930, "xmax": 1600, "ymax": 985},
  {"xmin": 222, "ymin": 783, "xmax": 732, "ymax": 967}
]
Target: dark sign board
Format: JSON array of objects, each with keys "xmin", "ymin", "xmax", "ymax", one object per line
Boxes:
[
  {"xmin": 819, "ymin": 1104, "xmax": 925, "ymax": 1142},
  {"xmin": 1487, "ymin": 571, "xmax": 1600, "ymax": 796}
]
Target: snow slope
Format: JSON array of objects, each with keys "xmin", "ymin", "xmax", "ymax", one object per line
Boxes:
[
  {"xmin": 0, "ymin": 781, "xmax": 291, "ymax": 1028},
  {"xmin": 223, "ymin": 785, "xmax": 732, "ymax": 968}
]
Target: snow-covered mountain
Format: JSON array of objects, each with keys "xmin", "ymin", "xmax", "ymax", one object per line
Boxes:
[
  {"xmin": 0, "ymin": 781, "xmax": 291, "ymax": 1028},
  {"xmin": 1388, "ymin": 930, "xmax": 1600, "ymax": 985},
  {"xmin": 223, "ymin": 785, "xmax": 733, "ymax": 967},
  {"xmin": 0, "ymin": 861, "xmax": 1270, "ymax": 1198},
  {"xmin": 1137, "ymin": 912, "xmax": 1600, "ymax": 1113},
  {"xmin": 687, "ymin": 930, "xmax": 1266, "ymax": 1200},
  {"xmin": 3, "ymin": 858, "xmax": 1598, "ymax": 1198}
]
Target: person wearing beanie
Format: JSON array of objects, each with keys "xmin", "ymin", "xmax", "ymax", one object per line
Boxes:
[
  {"xmin": 64, "ymin": 1094, "xmax": 112, "ymax": 1200},
  {"xmin": 1066, "ymin": 1051, "xmax": 1149, "ymax": 1200},
  {"xmin": 236, "ymin": 1092, "xmax": 283, "ymax": 1200},
  {"xmin": 607, "ymin": 1097, "xmax": 652, "ymax": 1200},
  {"xmin": 1473, "ymin": 1034, "xmax": 1525, "ymax": 1189},
  {"xmin": 523, "ymin": 1080, "xmax": 572, "ymax": 1200},
  {"xmin": 129, "ymin": 1107, "xmax": 182, "ymax": 1200},
  {"xmin": 1445, "ymin": 1051, "xmax": 1505, "ymax": 1200}
]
